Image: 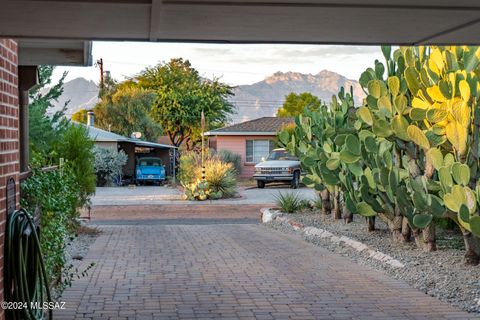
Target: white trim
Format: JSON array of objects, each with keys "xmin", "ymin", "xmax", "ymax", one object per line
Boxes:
[{"xmin": 204, "ymin": 131, "xmax": 277, "ymax": 136}]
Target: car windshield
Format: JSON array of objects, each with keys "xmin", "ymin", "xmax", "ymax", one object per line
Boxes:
[
  {"xmin": 139, "ymin": 159, "xmax": 161, "ymax": 166},
  {"xmin": 267, "ymin": 150, "xmax": 298, "ymax": 161}
]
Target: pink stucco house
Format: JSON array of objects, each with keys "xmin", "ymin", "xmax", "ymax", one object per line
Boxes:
[{"xmin": 205, "ymin": 117, "xmax": 294, "ymax": 178}]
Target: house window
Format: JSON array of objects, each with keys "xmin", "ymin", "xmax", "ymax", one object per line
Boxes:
[{"xmin": 246, "ymin": 140, "xmax": 274, "ymax": 163}]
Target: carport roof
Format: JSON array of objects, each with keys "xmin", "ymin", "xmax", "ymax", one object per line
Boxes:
[{"xmin": 85, "ymin": 124, "xmax": 177, "ymax": 149}]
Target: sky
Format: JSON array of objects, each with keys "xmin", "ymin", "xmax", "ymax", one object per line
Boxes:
[{"xmin": 52, "ymin": 42, "xmax": 384, "ymax": 86}]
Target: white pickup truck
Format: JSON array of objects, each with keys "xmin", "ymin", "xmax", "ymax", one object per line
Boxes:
[{"xmin": 253, "ymin": 148, "xmax": 301, "ymax": 189}]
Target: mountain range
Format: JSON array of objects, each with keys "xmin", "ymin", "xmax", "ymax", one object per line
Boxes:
[
  {"xmin": 50, "ymin": 70, "xmax": 365, "ymax": 123},
  {"xmin": 47, "ymin": 78, "xmax": 99, "ymax": 117}
]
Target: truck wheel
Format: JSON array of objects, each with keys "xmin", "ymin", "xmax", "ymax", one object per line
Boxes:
[
  {"xmin": 257, "ymin": 180, "xmax": 265, "ymax": 189},
  {"xmin": 291, "ymin": 171, "xmax": 300, "ymax": 189}
]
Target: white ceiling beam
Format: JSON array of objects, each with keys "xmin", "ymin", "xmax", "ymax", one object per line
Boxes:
[
  {"xmin": 0, "ymin": 1, "xmax": 151, "ymax": 40},
  {"xmin": 1, "ymin": 0, "xmax": 480, "ymax": 44},
  {"xmin": 149, "ymin": 0, "xmax": 163, "ymax": 41},
  {"xmin": 165, "ymin": 0, "xmax": 480, "ymax": 7},
  {"xmin": 155, "ymin": 3, "xmax": 480, "ymax": 44}
]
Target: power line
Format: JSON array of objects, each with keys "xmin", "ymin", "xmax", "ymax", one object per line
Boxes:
[{"xmin": 103, "ymin": 59, "xmax": 279, "ymax": 76}]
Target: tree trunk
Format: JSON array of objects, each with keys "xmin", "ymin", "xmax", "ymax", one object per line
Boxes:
[
  {"xmin": 444, "ymin": 211, "xmax": 480, "ymax": 265},
  {"xmin": 339, "ymin": 191, "xmax": 352, "ymax": 223},
  {"xmin": 391, "ymin": 215, "xmax": 403, "ymax": 243},
  {"xmin": 462, "ymin": 230, "xmax": 480, "ymax": 266},
  {"xmin": 412, "ymin": 228, "xmax": 424, "ymax": 249},
  {"xmin": 320, "ymin": 189, "xmax": 331, "ymax": 216},
  {"xmin": 332, "ymin": 188, "xmax": 341, "ymax": 220},
  {"xmin": 343, "ymin": 204, "xmax": 353, "ymax": 224},
  {"xmin": 401, "ymin": 217, "xmax": 411, "ymax": 242},
  {"xmin": 367, "ymin": 216, "xmax": 375, "ymax": 232},
  {"xmin": 412, "ymin": 223, "xmax": 436, "ymax": 252},
  {"xmin": 422, "ymin": 221, "xmax": 436, "ymax": 252}
]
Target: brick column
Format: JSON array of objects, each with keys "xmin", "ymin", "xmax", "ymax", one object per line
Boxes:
[{"xmin": 0, "ymin": 39, "xmax": 20, "ymax": 320}]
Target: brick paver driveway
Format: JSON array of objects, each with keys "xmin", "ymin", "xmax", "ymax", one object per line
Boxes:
[{"xmin": 56, "ymin": 222, "xmax": 474, "ymax": 320}]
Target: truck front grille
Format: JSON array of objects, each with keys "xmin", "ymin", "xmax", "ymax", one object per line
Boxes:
[{"xmin": 259, "ymin": 168, "xmax": 284, "ymax": 175}]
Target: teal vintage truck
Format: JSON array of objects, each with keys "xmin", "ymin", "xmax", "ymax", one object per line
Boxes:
[{"xmin": 135, "ymin": 157, "xmax": 166, "ymax": 185}]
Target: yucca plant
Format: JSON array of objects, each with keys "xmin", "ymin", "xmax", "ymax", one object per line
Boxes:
[
  {"xmin": 201, "ymin": 158, "xmax": 237, "ymax": 198},
  {"xmin": 275, "ymin": 192, "xmax": 304, "ymax": 214}
]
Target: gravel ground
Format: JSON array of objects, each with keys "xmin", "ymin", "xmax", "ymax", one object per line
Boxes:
[
  {"xmin": 52, "ymin": 226, "xmax": 100, "ymax": 299},
  {"xmin": 266, "ymin": 212, "xmax": 480, "ymax": 315},
  {"xmin": 65, "ymin": 230, "xmax": 98, "ymax": 262}
]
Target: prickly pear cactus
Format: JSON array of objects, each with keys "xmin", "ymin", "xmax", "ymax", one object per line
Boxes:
[{"xmin": 183, "ymin": 179, "xmax": 211, "ymax": 201}]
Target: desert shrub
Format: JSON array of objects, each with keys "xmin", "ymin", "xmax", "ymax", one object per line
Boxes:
[
  {"xmin": 179, "ymin": 150, "xmax": 237, "ymax": 200},
  {"xmin": 178, "ymin": 151, "xmax": 201, "ymax": 186},
  {"xmin": 200, "ymin": 158, "xmax": 237, "ymax": 198},
  {"xmin": 21, "ymin": 165, "xmax": 91, "ymax": 294},
  {"xmin": 55, "ymin": 125, "xmax": 96, "ymax": 205},
  {"xmin": 24, "ymin": 66, "xmax": 97, "ymax": 296},
  {"xmin": 178, "ymin": 149, "xmax": 217, "ymax": 185},
  {"xmin": 93, "ymin": 147, "xmax": 128, "ymax": 186},
  {"xmin": 275, "ymin": 192, "xmax": 304, "ymax": 213},
  {"xmin": 217, "ymin": 149, "xmax": 242, "ymax": 175}
]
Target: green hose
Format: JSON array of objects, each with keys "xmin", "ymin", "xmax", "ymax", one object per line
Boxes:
[{"xmin": 5, "ymin": 208, "xmax": 52, "ymax": 320}]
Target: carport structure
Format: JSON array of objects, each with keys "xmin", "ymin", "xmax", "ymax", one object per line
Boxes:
[
  {"xmin": 86, "ymin": 124, "xmax": 177, "ymax": 181},
  {"xmin": 2, "ymin": 1, "xmax": 480, "ymax": 319}
]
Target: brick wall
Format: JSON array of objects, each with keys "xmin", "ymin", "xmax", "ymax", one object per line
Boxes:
[{"xmin": 0, "ymin": 39, "xmax": 19, "ymax": 320}]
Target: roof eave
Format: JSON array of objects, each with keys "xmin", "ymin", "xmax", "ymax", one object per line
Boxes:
[{"xmin": 204, "ymin": 131, "xmax": 277, "ymax": 136}]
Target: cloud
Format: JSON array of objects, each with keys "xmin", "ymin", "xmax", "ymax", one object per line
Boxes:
[
  {"xmin": 55, "ymin": 41, "xmax": 384, "ymax": 86},
  {"xmin": 191, "ymin": 44, "xmax": 381, "ymax": 66},
  {"xmin": 192, "ymin": 47, "xmax": 234, "ymax": 56}
]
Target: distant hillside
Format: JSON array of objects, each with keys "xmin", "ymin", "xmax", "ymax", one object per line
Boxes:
[
  {"xmin": 49, "ymin": 70, "xmax": 364, "ymax": 123},
  {"xmin": 46, "ymin": 77, "xmax": 99, "ymax": 117},
  {"xmin": 231, "ymin": 70, "xmax": 364, "ymax": 123}
]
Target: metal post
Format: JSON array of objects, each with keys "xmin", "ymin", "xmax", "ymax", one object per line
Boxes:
[
  {"xmin": 19, "ymin": 90, "xmax": 29, "ymax": 173},
  {"xmin": 172, "ymin": 148, "xmax": 176, "ymax": 184},
  {"xmin": 201, "ymin": 110, "xmax": 206, "ymax": 181}
]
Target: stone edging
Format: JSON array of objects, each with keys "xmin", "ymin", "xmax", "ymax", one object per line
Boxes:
[{"xmin": 261, "ymin": 208, "xmax": 404, "ymax": 269}]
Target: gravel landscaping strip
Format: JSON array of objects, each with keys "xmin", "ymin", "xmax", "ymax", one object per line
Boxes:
[
  {"xmin": 51, "ymin": 226, "xmax": 100, "ymax": 299},
  {"xmin": 265, "ymin": 212, "xmax": 480, "ymax": 315},
  {"xmin": 66, "ymin": 232, "xmax": 98, "ymax": 262}
]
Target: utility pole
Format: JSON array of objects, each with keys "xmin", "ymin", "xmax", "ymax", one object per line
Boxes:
[{"xmin": 96, "ymin": 58, "xmax": 104, "ymax": 90}]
